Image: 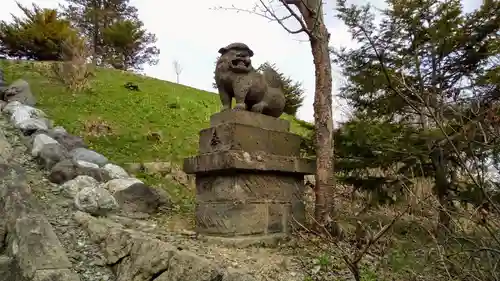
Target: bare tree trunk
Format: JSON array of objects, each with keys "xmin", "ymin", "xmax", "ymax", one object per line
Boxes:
[{"xmin": 294, "ymin": 0, "xmax": 336, "ymax": 230}]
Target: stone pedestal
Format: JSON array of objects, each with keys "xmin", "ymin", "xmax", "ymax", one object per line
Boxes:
[{"xmin": 183, "ymin": 111, "xmax": 314, "ymax": 246}]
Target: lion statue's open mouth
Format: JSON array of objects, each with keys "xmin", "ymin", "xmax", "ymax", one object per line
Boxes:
[{"xmin": 230, "ymin": 58, "xmax": 251, "ymax": 71}]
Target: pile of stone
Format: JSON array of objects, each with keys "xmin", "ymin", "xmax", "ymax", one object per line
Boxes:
[{"xmin": 0, "ymin": 79, "xmax": 170, "ymax": 218}]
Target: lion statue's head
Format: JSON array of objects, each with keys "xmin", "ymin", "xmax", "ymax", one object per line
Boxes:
[{"xmin": 216, "ymin": 42, "xmax": 254, "ymax": 74}]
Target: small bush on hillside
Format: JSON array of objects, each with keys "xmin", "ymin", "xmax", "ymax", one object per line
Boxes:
[{"xmin": 50, "ymin": 35, "xmax": 94, "ymax": 93}]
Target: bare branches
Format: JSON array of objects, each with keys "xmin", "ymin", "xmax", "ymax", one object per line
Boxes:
[{"xmin": 212, "ymin": 0, "xmax": 319, "ymax": 38}]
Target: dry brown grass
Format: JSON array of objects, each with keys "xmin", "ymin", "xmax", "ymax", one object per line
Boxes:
[{"xmin": 50, "ymin": 35, "xmax": 94, "ymax": 93}]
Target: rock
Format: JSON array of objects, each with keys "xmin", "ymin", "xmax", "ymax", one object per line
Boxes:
[
  {"xmin": 124, "ymin": 162, "xmax": 143, "ymax": 174},
  {"xmin": 2, "ymin": 101, "xmax": 22, "ymax": 114},
  {"xmin": 60, "ymin": 175, "xmax": 100, "ymax": 199},
  {"xmin": 52, "ymin": 126, "xmax": 67, "ymax": 134},
  {"xmin": 32, "ymin": 268, "xmax": 81, "ymax": 281},
  {"xmin": 48, "ymin": 131, "xmax": 87, "ymax": 151},
  {"xmin": 103, "ymin": 163, "xmax": 129, "ymax": 179},
  {"xmin": 103, "ymin": 178, "xmax": 143, "ymax": 193},
  {"xmin": 3, "ymin": 79, "xmax": 36, "ymax": 106},
  {"xmin": 70, "ymin": 147, "xmax": 108, "ymax": 166},
  {"xmin": 113, "ymin": 183, "xmax": 171, "ymax": 214},
  {"xmin": 77, "ymin": 160, "xmax": 99, "ymax": 169},
  {"xmin": 38, "ymin": 143, "xmax": 69, "ymax": 169},
  {"xmin": 0, "ymin": 256, "xmax": 14, "ymax": 280},
  {"xmin": 31, "ymin": 134, "xmax": 58, "ymax": 157},
  {"xmin": 12, "ymin": 215, "xmax": 73, "ymax": 277},
  {"xmin": 9, "ymin": 104, "xmax": 45, "ymax": 123},
  {"xmin": 166, "ymin": 169, "xmax": 191, "ymax": 186},
  {"xmin": 142, "ymin": 162, "xmax": 172, "ymax": 175},
  {"xmin": 75, "ymin": 186, "xmax": 118, "ymax": 216},
  {"xmin": 0, "ymin": 131, "xmax": 13, "ymax": 164},
  {"xmin": 16, "ymin": 118, "xmax": 50, "ymax": 135},
  {"xmin": 49, "ymin": 159, "xmax": 111, "ymax": 184}
]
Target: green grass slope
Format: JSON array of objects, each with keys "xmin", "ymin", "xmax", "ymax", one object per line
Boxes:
[{"xmin": 0, "ymin": 60, "xmax": 312, "ymax": 166}]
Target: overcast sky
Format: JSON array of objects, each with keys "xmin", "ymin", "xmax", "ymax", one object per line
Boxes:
[{"xmin": 1, "ymin": 0, "xmax": 481, "ymax": 123}]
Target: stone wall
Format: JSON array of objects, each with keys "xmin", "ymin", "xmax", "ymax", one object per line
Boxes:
[{"xmin": 0, "ymin": 78, "xmax": 259, "ymax": 281}]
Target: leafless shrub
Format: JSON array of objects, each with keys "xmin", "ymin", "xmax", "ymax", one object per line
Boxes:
[{"xmin": 50, "ymin": 35, "xmax": 94, "ymax": 93}]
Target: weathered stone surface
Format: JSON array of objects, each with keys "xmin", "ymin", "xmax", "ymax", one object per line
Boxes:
[
  {"xmin": 210, "ymin": 110, "xmax": 290, "ymax": 132},
  {"xmin": 199, "ymin": 123, "xmax": 301, "ymax": 156},
  {"xmin": 48, "ymin": 131, "xmax": 87, "ymax": 151},
  {"xmin": 113, "ymin": 183, "xmax": 171, "ymax": 214},
  {"xmin": 16, "ymin": 118, "xmax": 50, "ymax": 135},
  {"xmin": 60, "ymin": 175, "xmax": 99, "ymax": 199},
  {"xmin": 76, "ymin": 160, "xmax": 99, "ymax": 169},
  {"xmin": 49, "ymin": 159, "xmax": 111, "ymax": 184},
  {"xmin": 70, "ymin": 148, "xmax": 108, "ymax": 166},
  {"xmin": 0, "ymin": 131, "xmax": 13, "ymax": 164},
  {"xmin": 9, "ymin": 104, "xmax": 45, "ymax": 124},
  {"xmin": 154, "ymin": 250, "xmax": 222, "ymax": 281},
  {"xmin": 75, "ymin": 187, "xmax": 118, "ymax": 216},
  {"xmin": 195, "ymin": 202, "xmax": 291, "ymax": 236},
  {"xmin": 184, "ymin": 150, "xmax": 315, "ymax": 174},
  {"xmin": 31, "ymin": 134, "xmax": 58, "ymax": 156},
  {"xmin": 102, "ymin": 163, "xmax": 129, "ymax": 179},
  {"xmin": 74, "ymin": 212, "xmax": 256, "ymax": 281},
  {"xmin": 196, "ymin": 174, "xmax": 306, "ymax": 226},
  {"xmin": 196, "ymin": 174, "xmax": 303, "ymax": 202},
  {"xmin": 32, "ymin": 269, "xmax": 81, "ymax": 281},
  {"xmin": 103, "ymin": 178, "xmax": 143, "ymax": 193},
  {"xmin": 0, "ymin": 256, "xmax": 17, "ymax": 281},
  {"xmin": 2, "ymin": 79, "xmax": 36, "ymax": 106},
  {"xmin": 38, "ymin": 143, "xmax": 69, "ymax": 169},
  {"xmin": 12, "ymin": 215, "xmax": 72, "ymax": 278},
  {"xmin": 2, "ymin": 101, "xmax": 23, "ymax": 114}
]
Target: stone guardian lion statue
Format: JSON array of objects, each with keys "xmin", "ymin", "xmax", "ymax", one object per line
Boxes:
[{"xmin": 214, "ymin": 42, "xmax": 286, "ymax": 118}]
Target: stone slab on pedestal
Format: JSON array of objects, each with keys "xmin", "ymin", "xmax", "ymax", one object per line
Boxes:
[
  {"xmin": 199, "ymin": 123, "xmax": 301, "ymax": 156},
  {"xmin": 210, "ymin": 110, "xmax": 290, "ymax": 132},
  {"xmin": 183, "ymin": 150, "xmax": 315, "ymax": 174}
]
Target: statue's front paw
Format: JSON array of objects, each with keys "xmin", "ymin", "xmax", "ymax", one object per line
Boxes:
[
  {"xmin": 251, "ymin": 102, "xmax": 266, "ymax": 113},
  {"xmin": 233, "ymin": 103, "xmax": 246, "ymax": 111}
]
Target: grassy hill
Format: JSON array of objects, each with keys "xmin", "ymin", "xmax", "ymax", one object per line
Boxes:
[{"xmin": 0, "ymin": 60, "xmax": 312, "ymax": 166}]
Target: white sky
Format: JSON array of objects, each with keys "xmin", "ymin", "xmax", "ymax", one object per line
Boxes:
[{"xmin": 1, "ymin": 0, "xmax": 480, "ymax": 123}]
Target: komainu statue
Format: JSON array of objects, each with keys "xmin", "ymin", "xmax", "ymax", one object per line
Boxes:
[{"xmin": 214, "ymin": 42, "xmax": 286, "ymax": 118}]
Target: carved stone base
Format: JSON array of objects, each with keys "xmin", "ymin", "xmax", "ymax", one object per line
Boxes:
[{"xmin": 183, "ymin": 111, "xmax": 314, "ymax": 246}]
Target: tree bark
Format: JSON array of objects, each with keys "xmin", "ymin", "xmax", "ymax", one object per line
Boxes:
[{"xmin": 294, "ymin": 0, "xmax": 336, "ymax": 229}]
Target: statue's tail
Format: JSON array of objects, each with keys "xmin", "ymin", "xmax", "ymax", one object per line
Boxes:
[{"xmin": 262, "ymin": 67, "xmax": 283, "ymax": 89}]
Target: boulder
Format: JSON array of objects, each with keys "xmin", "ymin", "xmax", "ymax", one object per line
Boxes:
[
  {"xmin": 60, "ymin": 175, "xmax": 100, "ymax": 199},
  {"xmin": 113, "ymin": 183, "xmax": 172, "ymax": 214},
  {"xmin": 2, "ymin": 79, "xmax": 36, "ymax": 106},
  {"xmin": 47, "ymin": 130, "xmax": 87, "ymax": 151},
  {"xmin": 70, "ymin": 147, "xmax": 108, "ymax": 166},
  {"xmin": 103, "ymin": 163, "xmax": 129, "ymax": 179},
  {"xmin": 103, "ymin": 178, "xmax": 142, "ymax": 193},
  {"xmin": 16, "ymin": 118, "xmax": 50, "ymax": 135},
  {"xmin": 49, "ymin": 159, "xmax": 111, "ymax": 184},
  {"xmin": 2, "ymin": 101, "xmax": 23, "ymax": 114},
  {"xmin": 31, "ymin": 134, "xmax": 58, "ymax": 157},
  {"xmin": 75, "ymin": 186, "xmax": 118, "ymax": 216},
  {"xmin": 38, "ymin": 143, "xmax": 69, "ymax": 169}
]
